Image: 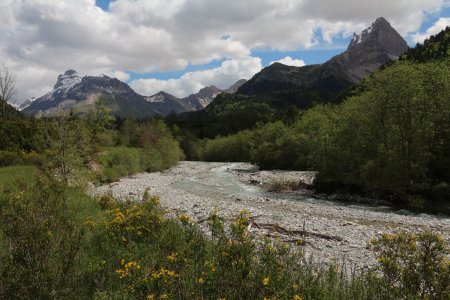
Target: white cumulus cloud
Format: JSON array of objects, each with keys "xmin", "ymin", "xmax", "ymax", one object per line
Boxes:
[
  {"xmin": 130, "ymin": 56, "xmax": 262, "ymax": 97},
  {"xmin": 411, "ymin": 18, "xmax": 450, "ymax": 44},
  {"xmin": 270, "ymin": 56, "xmax": 306, "ymax": 67}
]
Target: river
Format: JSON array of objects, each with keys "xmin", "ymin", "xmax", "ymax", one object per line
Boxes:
[{"xmin": 96, "ymin": 161, "xmax": 450, "ymax": 267}]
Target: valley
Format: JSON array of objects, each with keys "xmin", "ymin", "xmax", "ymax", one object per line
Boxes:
[
  {"xmin": 96, "ymin": 161, "xmax": 450, "ymax": 268},
  {"xmin": 1, "ymin": 5, "xmax": 449, "ymax": 297}
]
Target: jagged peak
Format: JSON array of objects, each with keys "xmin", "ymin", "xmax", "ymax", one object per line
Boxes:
[
  {"xmin": 54, "ymin": 69, "xmax": 82, "ymax": 90},
  {"xmin": 347, "ymin": 17, "xmax": 398, "ymax": 50},
  {"xmin": 198, "ymin": 86, "xmax": 220, "ymax": 93}
]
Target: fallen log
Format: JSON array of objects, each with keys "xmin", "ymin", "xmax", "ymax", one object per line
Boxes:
[{"xmin": 251, "ymin": 222, "xmax": 343, "ymax": 242}]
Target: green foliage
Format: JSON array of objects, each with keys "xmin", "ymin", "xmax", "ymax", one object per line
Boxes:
[
  {"xmin": 0, "ymin": 177, "xmax": 101, "ymax": 299},
  {"xmin": 42, "ymin": 117, "xmax": 92, "ymax": 184},
  {"xmin": 201, "ymin": 130, "xmax": 254, "ymax": 162},
  {"xmin": 2, "ymin": 181, "xmax": 450, "ymax": 299},
  {"xmin": 371, "ymin": 231, "xmax": 450, "ymax": 299},
  {"xmin": 0, "ymin": 118, "xmax": 39, "ymax": 153},
  {"xmin": 252, "ymin": 121, "xmax": 308, "ymax": 170},
  {"xmin": 138, "ymin": 119, "xmax": 184, "ymax": 171},
  {"xmin": 88, "ymin": 97, "xmax": 117, "ymax": 152},
  {"xmin": 99, "ymin": 147, "xmax": 145, "ymax": 182},
  {"xmin": 171, "ymin": 94, "xmax": 277, "ymax": 139},
  {"xmin": 403, "ymin": 26, "xmax": 449, "ymax": 62},
  {"xmin": 0, "ymin": 98, "xmax": 22, "ymax": 121},
  {"xmin": 98, "ymin": 120, "xmax": 183, "ymax": 182},
  {"xmin": 311, "ymin": 61, "xmax": 450, "ymax": 200},
  {"xmin": 0, "ymin": 165, "xmax": 38, "ymax": 187}
]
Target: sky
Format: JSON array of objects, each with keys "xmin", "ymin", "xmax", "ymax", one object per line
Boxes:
[{"xmin": 1, "ymin": 0, "xmax": 449, "ymax": 103}]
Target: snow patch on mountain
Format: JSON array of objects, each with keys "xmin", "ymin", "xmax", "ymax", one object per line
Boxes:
[
  {"xmin": 145, "ymin": 93, "xmax": 166, "ymax": 103},
  {"xmin": 18, "ymin": 97, "xmax": 36, "ymax": 111},
  {"xmin": 54, "ymin": 69, "xmax": 82, "ymax": 90}
]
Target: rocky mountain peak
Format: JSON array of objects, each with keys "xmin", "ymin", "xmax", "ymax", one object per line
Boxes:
[
  {"xmin": 224, "ymin": 79, "xmax": 247, "ymax": 93},
  {"xmin": 53, "ymin": 69, "xmax": 82, "ymax": 90},
  {"xmin": 236, "ymin": 17, "xmax": 408, "ymax": 105},
  {"xmin": 347, "ymin": 17, "xmax": 407, "ymax": 53}
]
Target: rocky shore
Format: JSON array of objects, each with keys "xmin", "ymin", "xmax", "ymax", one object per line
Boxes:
[{"xmin": 95, "ymin": 161, "xmax": 450, "ymax": 268}]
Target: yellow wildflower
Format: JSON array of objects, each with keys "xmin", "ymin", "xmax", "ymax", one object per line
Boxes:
[
  {"xmin": 198, "ymin": 277, "xmax": 205, "ymax": 284},
  {"xmin": 178, "ymin": 213, "xmax": 191, "ymax": 223},
  {"xmin": 167, "ymin": 252, "xmax": 177, "ymax": 262},
  {"xmin": 263, "ymin": 277, "xmax": 270, "ymax": 286}
]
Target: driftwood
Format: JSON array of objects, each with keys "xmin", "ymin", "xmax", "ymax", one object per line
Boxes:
[
  {"xmin": 250, "ymin": 221, "xmax": 343, "ymax": 242},
  {"xmin": 171, "ymin": 209, "xmax": 343, "ymax": 244}
]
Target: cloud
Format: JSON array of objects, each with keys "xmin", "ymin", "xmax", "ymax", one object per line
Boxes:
[
  {"xmin": 107, "ymin": 70, "xmax": 130, "ymax": 82},
  {"xmin": 130, "ymin": 56, "xmax": 261, "ymax": 97},
  {"xmin": 411, "ymin": 18, "xmax": 450, "ymax": 44},
  {"xmin": 270, "ymin": 56, "xmax": 306, "ymax": 67},
  {"xmin": 0, "ymin": 0, "xmax": 447, "ymax": 101}
]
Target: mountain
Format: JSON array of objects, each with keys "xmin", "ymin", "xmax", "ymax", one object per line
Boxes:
[
  {"xmin": 224, "ymin": 79, "xmax": 247, "ymax": 93},
  {"xmin": 22, "ymin": 70, "xmax": 198, "ymax": 119},
  {"xmin": 18, "ymin": 97, "xmax": 36, "ymax": 111},
  {"xmin": 183, "ymin": 86, "xmax": 222, "ymax": 110},
  {"xmin": 237, "ymin": 17, "xmax": 408, "ymax": 107},
  {"xmin": 145, "ymin": 91, "xmax": 195, "ymax": 115},
  {"xmin": 183, "ymin": 79, "xmax": 247, "ymax": 110},
  {"xmin": 22, "ymin": 70, "xmax": 247, "ymax": 118}
]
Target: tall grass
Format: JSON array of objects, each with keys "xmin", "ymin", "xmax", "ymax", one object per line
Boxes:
[{"xmin": 0, "ymin": 165, "xmax": 39, "ymax": 186}]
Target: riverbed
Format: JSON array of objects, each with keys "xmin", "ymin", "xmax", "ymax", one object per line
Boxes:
[{"xmin": 95, "ymin": 161, "xmax": 450, "ymax": 268}]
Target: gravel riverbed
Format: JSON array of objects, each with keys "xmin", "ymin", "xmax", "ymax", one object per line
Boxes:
[{"xmin": 95, "ymin": 161, "xmax": 450, "ymax": 268}]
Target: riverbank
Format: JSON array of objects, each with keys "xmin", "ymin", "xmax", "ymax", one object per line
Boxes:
[{"xmin": 95, "ymin": 161, "xmax": 450, "ymax": 268}]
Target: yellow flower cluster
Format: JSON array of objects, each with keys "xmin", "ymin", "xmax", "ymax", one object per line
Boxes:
[
  {"xmin": 115, "ymin": 260, "xmax": 141, "ymax": 279},
  {"xmin": 166, "ymin": 252, "xmax": 177, "ymax": 262},
  {"xmin": 236, "ymin": 210, "xmax": 250, "ymax": 228},
  {"xmin": 178, "ymin": 213, "xmax": 191, "ymax": 223},
  {"xmin": 151, "ymin": 267, "xmax": 178, "ymax": 280},
  {"xmin": 146, "ymin": 293, "xmax": 170, "ymax": 300},
  {"xmin": 204, "ymin": 261, "xmax": 217, "ymax": 272},
  {"xmin": 263, "ymin": 277, "xmax": 270, "ymax": 286}
]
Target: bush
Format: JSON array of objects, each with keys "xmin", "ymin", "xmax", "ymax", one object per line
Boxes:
[
  {"xmin": 0, "ymin": 177, "xmax": 101, "ymax": 299},
  {"xmin": 0, "ymin": 150, "xmax": 23, "ymax": 166},
  {"xmin": 371, "ymin": 231, "xmax": 450, "ymax": 299},
  {"xmin": 98, "ymin": 147, "xmax": 145, "ymax": 182}
]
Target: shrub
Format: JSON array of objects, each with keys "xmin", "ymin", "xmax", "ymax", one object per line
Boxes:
[
  {"xmin": 371, "ymin": 230, "xmax": 450, "ymax": 299},
  {"xmin": 266, "ymin": 179, "xmax": 307, "ymax": 192},
  {"xmin": 0, "ymin": 178, "xmax": 100, "ymax": 299},
  {"xmin": 98, "ymin": 147, "xmax": 144, "ymax": 182}
]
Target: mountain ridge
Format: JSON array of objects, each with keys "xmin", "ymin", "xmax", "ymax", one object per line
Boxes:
[
  {"xmin": 22, "ymin": 71, "xmax": 245, "ymax": 118},
  {"xmin": 236, "ymin": 17, "xmax": 408, "ymax": 106}
]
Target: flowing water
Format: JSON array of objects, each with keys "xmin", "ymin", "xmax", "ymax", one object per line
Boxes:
[{"xmin": 172, "ymin": 163, "xmax": 450, "ymax": 223}]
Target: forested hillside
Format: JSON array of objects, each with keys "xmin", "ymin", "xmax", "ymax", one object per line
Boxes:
[{"xmin": 403, "ymin": 26, "xmax": 449, "ymax": 61}]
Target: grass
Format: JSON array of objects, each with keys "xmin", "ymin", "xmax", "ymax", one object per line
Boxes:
[{"xmin": 0, "ymin": 165, "xmax": 39, "ymax": 187}]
